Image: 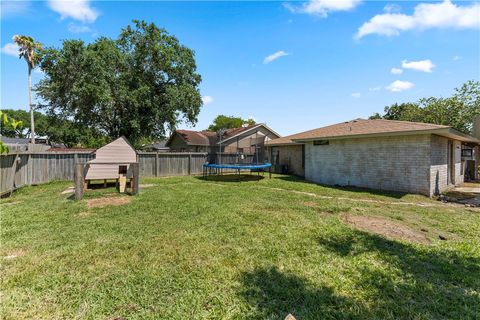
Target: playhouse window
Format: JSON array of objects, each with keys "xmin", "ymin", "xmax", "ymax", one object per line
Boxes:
[{"xmin": 119, "ymin": 165, "xmax": 127, "ymax": 174}]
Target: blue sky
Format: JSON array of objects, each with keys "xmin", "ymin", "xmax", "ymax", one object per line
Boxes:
[{"xmin": 1, "ymin": 0, "xmax": 479, "ymax": 135}]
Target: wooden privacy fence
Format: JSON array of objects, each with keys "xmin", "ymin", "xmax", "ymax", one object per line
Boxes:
[{"xmin": 0, "ymin": 151, "xmax": 208, "ymax": 196}]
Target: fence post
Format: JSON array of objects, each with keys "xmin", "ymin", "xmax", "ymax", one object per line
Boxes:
[
  {"xmin": 44, "ymin": 154, "xmax": 48, "ymax": 183},
  {"xmin": 155, "ymin": 152, "xmax": 159, "ymax": 177},
  {"xmin": 9, "ymin": 154, "xmax": 19, "ymax": 194},
  {"xmin": 188, "ymin": 153, "xmax": 192, "ymax": 175},
  {"xmin": 74, "ymin": 163, "xmax": 84, "ymax": 200},
  {"xmin": 132, "ymin": 162, "xmax": 140, "ymax": 195}
]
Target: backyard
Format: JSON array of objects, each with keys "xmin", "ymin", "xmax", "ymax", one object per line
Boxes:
[{"xmin": 1, "ymin": 174, "xmax": 479, "ymax": 319}]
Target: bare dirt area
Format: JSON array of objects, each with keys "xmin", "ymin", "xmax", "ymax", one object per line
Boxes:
[
  {"xmin": 342, "ymin": 214, "xmax": 430, "ymax": 244},
  {"xmin": 78, "ymin": 211, "xmax": 92, "ymax": 217},
  {"xmin": 61, "ymin": 187, "xmax": 75, "ymax": 194},
  {"xmin": 139, "ymin": 184, "xmax": 156, "ymax": 188},
  {"xmin": 3, "ymin": 249, "xmax": 27, "ymax": 260},
  {"xmin": 303, "ymin": 201, "xmax": 317, "ymax": 207},
  {"xmin": 86, "ymin": 197, "xmax": 132, "ymax": 209},
  {"xmin": 1, "ymin": 201, "xmax": 22, "ymax": 207}
]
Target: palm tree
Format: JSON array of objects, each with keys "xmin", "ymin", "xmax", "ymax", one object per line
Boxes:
[{"xmin": 13, "ymin": 35, "xmax": 42, "ymax": 144}]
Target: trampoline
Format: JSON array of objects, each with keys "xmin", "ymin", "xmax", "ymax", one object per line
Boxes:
[{"xmin": 203, "ymin": 162, "xmax": 272, "ymax": 179}]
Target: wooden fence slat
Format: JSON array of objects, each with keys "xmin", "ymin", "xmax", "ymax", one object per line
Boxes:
[{"xmin": 1, "ymin": 152, "xmax": 210, "ymax": 195}]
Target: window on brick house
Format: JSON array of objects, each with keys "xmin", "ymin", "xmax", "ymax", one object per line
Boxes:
[{"xmin": 313, "ymin": 140, "xmax": 329, "ymax": 146}]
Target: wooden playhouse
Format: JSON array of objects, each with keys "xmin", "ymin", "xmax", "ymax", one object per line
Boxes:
[{"xmin": 85, "ymin": 136, "xmax": 138, "ymax": 192}]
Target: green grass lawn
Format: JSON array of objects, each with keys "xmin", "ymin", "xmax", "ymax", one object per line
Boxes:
[{"xmin": 1, "ymin": 174, "xmax": 479, "ymax": 319}]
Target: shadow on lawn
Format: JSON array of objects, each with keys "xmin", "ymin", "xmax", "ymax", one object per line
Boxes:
[
  {"xmin": 275, "ymin": 175, "xmax": 409, "ymax": 199},
  {"xmin": 241, "ymin": 267, "xmax": 369, "ymax": 319},
  {"xmin": 196, "ymin": 174, "xmax": 264, "ymax": 183},
  {"xmin": 240, "ymin": 231, "xmax": 479, "ymax": 319},
  {"xmin": 317, "ymin": 231, "xmax": 480, "ymax": 319}
]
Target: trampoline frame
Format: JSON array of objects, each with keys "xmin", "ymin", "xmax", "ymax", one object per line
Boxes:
[{"xmin": 203, "ymin": 162, "xmax": 272, "ymax": 179}]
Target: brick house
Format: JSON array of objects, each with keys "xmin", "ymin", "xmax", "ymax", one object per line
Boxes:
[
  {"xmin": 266, "ymin": 119, "xmax": 479, "ymax": 196},
  {"xmin": 167, "ymin": 124, "xmax": 280, "ymax": 161}
]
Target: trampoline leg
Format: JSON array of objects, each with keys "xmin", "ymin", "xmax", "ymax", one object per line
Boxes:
[{"xmin": 269, "ymin": 167, "xmax": 272, "ymax": 179}]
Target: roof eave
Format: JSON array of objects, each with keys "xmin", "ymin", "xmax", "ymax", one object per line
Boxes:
[
  {"xmin": 217, "ymin": 124, "xmax": 281, "ymax": 145},
  {"xmin": 265, "ymin": 141, "xmax": 303, "ymax": 146},
  {"xmin": 291, "ymin": 128, "xmax": 476, "ymax": 143}
]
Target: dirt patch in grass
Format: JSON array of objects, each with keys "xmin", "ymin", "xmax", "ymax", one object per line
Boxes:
[
  {"xmin": 342, "ymin": 214, "xmax": 430, "ymax": 244},
  {"xmin": 61, "ymin": 187, "xmax": 75, "ymax": 194},
  {"xmin": 1, "ymin": 201, "xmax": 22, "ymax": 207},
  {"xmin": 78, "ymin": 211, "xmax": 92, "ymax": 217},
  {"xmin": 3, "ymin": 249, "xmax": 27, "ymax": 260},
  {"xmin": 303, "ymin": 201, "xmax": 317, "ymax": 207},
  {"xmin": 139, "ymin": 184, "xmax": 156, "ymax": 188},
  {"xmin": 442, "ymin": 191, "xmax": 476, "ymax": 201},
  {"xmin": 86, "ymin": 197, "xmax": 132, "ymax": 209}
]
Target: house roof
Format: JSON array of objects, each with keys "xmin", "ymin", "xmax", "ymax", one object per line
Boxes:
[
  {"xmin": 217, "ymin": 124, "xmax": 281, "ymax": 145},
  {"xmin": 266, "ymin": 119, "xmax": 480, "ymax": 145},
  {"xmin": 47, "ymin": 147, "xmax": 96, "ymax": 152},
  {"xmin": 169, "ymin": 124, "xmax": 280, "ymax": 147},
  {"xmin": 1, "ymin": 137, "xmax": 30, "ymax": 144},
  {"xmin": 175, "ymin": 130, "xmax": 211, "ymax": 146}
]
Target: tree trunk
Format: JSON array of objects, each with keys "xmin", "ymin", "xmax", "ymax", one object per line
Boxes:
[{"xmin": 29, "ymin": 67, "xmax": 35, "ymax": 144}]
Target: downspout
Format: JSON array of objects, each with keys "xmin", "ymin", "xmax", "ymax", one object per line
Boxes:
[{"xmin": 474, "ymin": 115, "xmax": 480, "ymax": 180}]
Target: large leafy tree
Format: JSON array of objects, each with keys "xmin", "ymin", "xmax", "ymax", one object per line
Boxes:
[
  {"xmin": 13, "ymin": 35, "xmax": 42, "ymax": 144},
  {"xmin": 370, "ymin": 80, "xmax": 480, "ymax": 135},
  {"xmin": 206, "ymin": 115, "xmax": 256, "ymax": 132},
  {"xmin": 37, "ymin": 20, "xmax": 202, "ymax": 145},
  {"xmin": 0, "ymin": 109, "xmax": 107, "ymax": 148}
]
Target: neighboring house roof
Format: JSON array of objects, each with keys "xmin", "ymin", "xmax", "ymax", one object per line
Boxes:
[
  {"xmin": 47, "ymin": 147, "xmax": 96, "ymax": 152},
  {"xmin": 175, "ymin": 129, "xmax": 211, "ymax": 146},
  {"xmin": 267, "ymin": 119, "xmax": 480, "ymax": 145},
  {"xmin": 140, "ymin": 140, "xmax": 170, "ymax": 151},
  {"xmin": 168, "ymin": 124, "xmax": 280, "ymax": 147},
  {"xmin": 217, "ymin": 124, "xmax": 281, "ymax": 145},
  {"xmin": 1, "ymin": 137, "xmax": 31, "ymax": 144}
]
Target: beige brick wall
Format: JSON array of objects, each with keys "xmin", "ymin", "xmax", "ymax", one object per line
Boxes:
[
  {"xmin": 429, "ymin": 135, "xmax": 448, "ymax": 196},
  {"xmin": 305, "ymin": 135, "xmax": 432, "ymax": 195},
  {"xmin": 453, "ymin": 140, "xmax": 464, "ymax": 185},
  {"xmin": 429, "ymin": 135, "xmax": 463, "ymax": 196},
  {"xmin": 276, "ymin": 145, "xmax": 305, "ymax": 177}
]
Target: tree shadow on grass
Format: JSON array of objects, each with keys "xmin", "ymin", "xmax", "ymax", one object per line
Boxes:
[
  {"xmin": 317, "ymin": 231, "xmax": 480, "ymax": 319},
  {"xmin": 240, "ymin": 266, "xmax": 370, "ymax": 320},
  {"xmin": 275, "ymin": 176, "xmax": 409, "ymax": 199},
  {"xmin": 196, "ymin": 174, "xmax": 264, "ymax": 183}
]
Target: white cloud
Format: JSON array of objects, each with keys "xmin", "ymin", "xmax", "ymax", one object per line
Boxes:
[
  {"xmin": 1, "ymin": 1, "xmax": 30, "ymax": 17},
  {"xmin": 68, "ymin": 23, "xmax": 92, "ymax": 33},
  {"xmin": 383, "ymin": 4, "xmax": 401, "ymax": 14},
  {"xmin": 263, "ymin": 51, "xmax": 289, "ymax": 64},
  {"xmin": 1, "ymin": 43, "xmax": 19, "ymax": 57},
  {"xmin": 284, "ymin": 0, "xmax": 362, "ymax": 17},
  {"xmin": 356, "ymin": 0, "xmax": 480, "ymax": 39},
  {"xmin": 391, "ymin": 67, "xmax": 403, "ymax": 74},
  {"xmin": 351, "ymin": 92, "xmax": 361, "ymax": 98},
  {"xmin": 386, "ymin": 80, "xmax": 414, "ymax": 92},
  {"xmin": 452, "ymin": 55, "xmax": 462, "ymax": 61},
  {"xmin": 202, "ymin": 96, "xmax": 214, "ymax": 105},
  {"xmin": 401, "ymin": 59, "xmax": 435, "ymax": 72},
  {"xmin": 48, "ymin": 0, "xmax": 99, "ymax": 23},
  {"xmin": 369, "ymin": 86, "xmax": 382, "ymax": 92}
]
